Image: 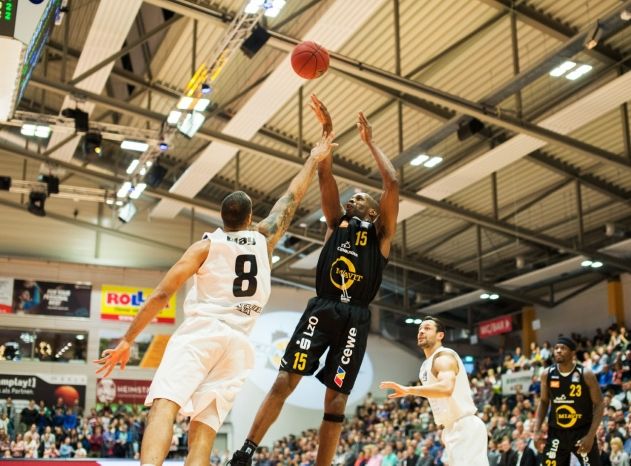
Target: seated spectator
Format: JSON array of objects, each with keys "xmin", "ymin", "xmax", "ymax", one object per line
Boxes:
[
  {"xmin": 10, "ymin": 432, "xmax": 25, "ymax": 458},
  {"xmin": 75, "ymin": 441, "xmax": 87, "ymax": 458}
]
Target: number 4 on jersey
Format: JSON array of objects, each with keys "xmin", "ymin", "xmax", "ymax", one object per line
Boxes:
[{"xmin": 233, "ymin": 254, "xmax": 258, "ymax": 297}]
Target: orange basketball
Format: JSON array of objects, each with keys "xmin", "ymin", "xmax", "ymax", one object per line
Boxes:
[{"xmin": 291, "ymin": 41, "xmax": 329, "ymax": 80}]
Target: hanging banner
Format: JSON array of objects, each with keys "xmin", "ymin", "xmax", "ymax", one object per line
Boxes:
[
  {"xmin": 0, "ymin": 277, "xmax": 14, "ymax": 313},
  {"xmin": 11, "ymin": 279, "xmax": 91, "ymax": 317},
  {"xmin": 96, "ymin": 378, "xmax": 152, "ymax": 404},
  {"xmin": 0, "ymin": 373, "xmax": 86, "ymax": 408},
  {"xmin": 478, "ymin": 315, "xmax": 513, "ymax": 339},
  {"xmin": 100, "ymin": 284, "xmax": 176, "ymax": 323},
  {"xmin": 501, "ymin": 369, "xmax": 534, "ymax": 395}
]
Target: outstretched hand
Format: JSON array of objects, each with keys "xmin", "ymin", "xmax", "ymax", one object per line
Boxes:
[
  {"xmin": 94, "ymin": 340, "xmax": 131, "ymax": 378},
  {"xmin": 357, "ymin": 112, "xmax": 373, "ymax": 144},
  {"xmin": 310, "ymin": 131, "xmax": 338, "ymax": 163},
  {"xmin": 379, "ymin": 381, "xmax": 408, "ymax": 399},
  {"xmin": 309, "ymin": 94, "xmax": 332, "ymax": 136}
]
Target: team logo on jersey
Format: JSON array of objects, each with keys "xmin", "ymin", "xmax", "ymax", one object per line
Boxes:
[
  {"xmin": 550, "ymin": 380, "xmax": 560, "ymax": 388},
  {"xmin": 227, "ymin": 235, "xmax": 256, "ymax": 245},
  {"xmin": 236, "ymin": 303, "xmax": 262, "ymax": 315},
  {"xmin": 337, "ymin": 241, "xmax": 358, "ymax": 258},
  {"xmin": 555, "ymin": 404, "xmax": 582, "ymax": 428},
  {"xmin": 421, "ymin": 371, "xmax": 428, "ymax": 383},
  {"xmin": 572, "ymin": 372, "xmax": 580, "ymax": 383},
  {"xmin": 330, "ymin": 256, "xmax": 364, "ymax": 303},
  {"xmin": 334, "ymin": 366, "xmax": 346, "ymax": 387}
]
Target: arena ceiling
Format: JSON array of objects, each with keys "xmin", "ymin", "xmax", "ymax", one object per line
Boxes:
[{"xmin": 1, "ymin": 0, "xmax": 631, "ymax": 346}]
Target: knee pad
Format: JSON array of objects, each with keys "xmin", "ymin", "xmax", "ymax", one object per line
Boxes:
[{"xmin": 323, "ymin": 412, "xmax": 345, "ymax": 423}]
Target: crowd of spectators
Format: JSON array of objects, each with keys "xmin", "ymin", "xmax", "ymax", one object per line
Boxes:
[
  {"xmin": 0, "ymin": 397, "xmax": 191, "ymax": 460},
  {"xmin": 251, "ymin": 324, "xmax": 631, "ymax": 466},
  {"xmin": 1, "ymin": 324, "xmax": 630, "ymax": 465}
]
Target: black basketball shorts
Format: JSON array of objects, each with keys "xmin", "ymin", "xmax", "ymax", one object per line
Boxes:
[
  {"xmin": 543, "ymin": 426, "xmax": 601, "ymax": 466},
  {"xmin": 279, "ymin": 296, "xmax": 370, "ymax": 394}
]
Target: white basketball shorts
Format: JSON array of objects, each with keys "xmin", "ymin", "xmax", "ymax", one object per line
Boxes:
[
  {"xmin": 442, "ymin": 414, "xmax": 489, "ymax": 466},
  {"xmin": 145, "ymin": 316, "xmax": 254, "ymax": 431}
]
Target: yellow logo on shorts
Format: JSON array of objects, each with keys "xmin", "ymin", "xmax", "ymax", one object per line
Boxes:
[
  {"xmin": 555, "ymin": 404, "xmax": 582, "ymax": 428},
  {"xmin": 329, "ymin": 256, "xmax": 364, "ymax": 290}
]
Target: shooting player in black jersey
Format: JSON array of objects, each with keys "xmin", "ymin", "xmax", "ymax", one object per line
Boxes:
[
  {"xmin": 229, "ymin": 96, "xmax": 399, "ymax": 466},
  {"xmin": 534, "ymin": 337, "xmax": 604, "ymax": 466}
]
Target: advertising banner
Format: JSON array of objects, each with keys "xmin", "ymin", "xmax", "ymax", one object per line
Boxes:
[
  {"xmin": 0, "ymin": 277, "xmax": 13, "ymax": 313},
  {"xmin": 101, "ymin": 284, "xmax": 176, "ymax": 323},
  {"xmin": 478, "ymin": 315, "xmax": 513, "ymax": 339},
  {"xmin": 10, "ymin": 279, "xmax": 91, "ymax": 317},
  {"xmin": 501, "ymin": 369, "xmax": 534, "ymax": 395},
  {"xmin": 0, "ymin": 373, "xmax": 86, "ymax": 408},
  {"xmin": 96, "ymin": 378, "xmax": 152, "ymax": 405}
]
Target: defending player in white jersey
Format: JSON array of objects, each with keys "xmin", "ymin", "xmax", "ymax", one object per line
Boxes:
[
  {"xmin": 380, "ymin": 316, "xmax": 488, "ymax": 466},
  {"xmin": 94, "ymin": 100, "xmax": 337, "ymax": 466}
]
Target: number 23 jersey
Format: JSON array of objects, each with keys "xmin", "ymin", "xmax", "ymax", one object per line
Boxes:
[{"xmin": 183, "ymin": 228, "xmax": 271, "ymax": 334}]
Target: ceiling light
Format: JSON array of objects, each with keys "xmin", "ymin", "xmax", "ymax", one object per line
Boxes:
[
  {"xmin": 319, "ymin": 215, "xmax": 326, "ymax": 222},
  {"xmin": 105, "ymin": 198, "xmax": 114, "ymax": 205},
  {"xmin": 158, "ymin": 142, "xmax": 168, "ymax": 151},
  {"xmin": 413, "ymin": 318, "xmax": 423, "ymax": 325},
  {"xmin": 245, "ymin": 0, "xmax": 264, "ymax": 14},
  {"xmin": 139, "ymin": 167, "xmax": 147, "ymax": 176},
  {"xmin": 177, "ymin": 96, "xmax": 193, "ymax": 110},
  {"xmin": 405, "ymin": 318, "xmax": 414, "ymax": 324},
  {"xmin": 20, "ymin": 124, "xmax": 37, "ymax": 136},
  {"xmin": 83, "ymin": 130, "xmax": 102, "ymax": 155},
  {"xmin": 591, "ymin": 261, "xmax": 603, "ymax": 268},
  {"xmin": 549, "ymin": 60, "xmax": 576, "ymax": 77},
  {"xmin": 167, "ymin": 110, "xmax": 182, "ymax": 125},
  {"xmin": 177, "ymin": 111, "xmax": 206, "ymax": 138},
  {"xmin": 75, "ymin": 335, "xmax": 85, "ymax": 340},
  {"xmin": 129, "ymin": 183, "xmax": 147, "ymax": 200},
  {"xmin": 410, "ymin": 154, "xmax": 429, "ymax": 166},
  {"xmin": 480, "ymin": 293, "xmax": 490, "ymax": 299},
  {"xmin": 622, "ymin": 8, "xmax": 631, "ymax": 20},
  {"xmin": 121, "ymin": 140, "xmax": 149, "ymax": 152},
  {"xmin": 580, "ymin": 259, "xmax": 593, "ymax": 267},
  {"xmin": 424, "ymin": 156, "xmax": 443, "ymax": 168},
  {"xmin": 272, "ymin": 255, "xmax": 280, "ymax": 264},
  {"xmin": 115, "ymin": 200, "xmax": 124, "ymax": 207},
  {"xmin": 489, "ymin": 293, "xmax": 499, "ymax": 300},
  {"xmin": 194, "ymin": 98, "xmax": 211, "ymax": 112},
  {"xmin": 126, "ymin": 159, "xmax": 139, "ymax": 175},
  {"xmin": 565, "ymin": 64, "xmax": 592, "ymax": 81},
  {"xmin": 34, "ymin": 126, "xmax": 51, "ymax": 138},
  {"xmin": 117, "ymin": 181, "xmax": 132, "ymax": 198},
  {"xmin": 299, "ymin": 222, "xmax": 307, "ymax": 228}
]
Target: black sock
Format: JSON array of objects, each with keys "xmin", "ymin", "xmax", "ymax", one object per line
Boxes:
[{"xmin": 239, "ymin": 439, "xmax": 258, "ymax": 457}]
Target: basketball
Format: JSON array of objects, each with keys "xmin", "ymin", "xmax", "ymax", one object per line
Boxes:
[{"xmin": 291, "ymin": 41, "xmax": 329, "ymax": 80}]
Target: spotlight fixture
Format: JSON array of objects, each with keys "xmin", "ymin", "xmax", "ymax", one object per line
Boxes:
[
  {"xmin": 201, "ymin": 83, "xmax": 212, "ymax": 94},
  {"xmin": 456, "ymin": 117, "xmax": 485, "ymax": 141},
  {"xmin": 61, "ymin": 108, "xmax": 89, "ymax": 132},
  {"xmin": 158, "ymin": 141, "xmax": 169, "ymax": 151},
  {"xmin": 27, "ymin": 191, "xmax": 47, "ymax": 217},
  {"xmin": 405, "ymin": 318, "xmax": 414, "ymax": 324},
  {"xmin": 622, "ymin": 8, "xmax": 631, "ymax": 21},
  {"xmin": 272, "ymin": 255, "xmax": 280, "ymax": 264},
  {"xmin": 118, "ymin": 202, "xmax": 137, "ymax": 223},
  {"xmin": 241, "ymin": 24, "xmax": 271, "ymax": 58},
  {"xmin": 580, "ymin": 259, "xmax": 604, "ymax": 269},
  {"xmin": 584, "ymin": 21, "xmax": 603, "ymax": 50},
  {"xmin": 83, "ymin": 130, "xmax": 102, "ymax": 155},
  {"xmin": 38, "ymin": 175, "xmax": 60, "ymax": 195},
  {"xmin": 0, "ymin": 176, "xmax": 11, "ymax": 191}
]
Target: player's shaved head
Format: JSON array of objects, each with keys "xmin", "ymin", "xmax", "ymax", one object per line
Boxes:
[{"xmin": 221, "ymin": 191, "xmax": 252, "ymax": 229}]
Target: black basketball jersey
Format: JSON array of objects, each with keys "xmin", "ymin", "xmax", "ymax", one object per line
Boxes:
[
  {"xmin": 547, "ymin": 364, "xmax": 593, "ymax": 430},
  {"xmin": 315, "ymin": 216, "xmax": 387, "ymax": 307}
]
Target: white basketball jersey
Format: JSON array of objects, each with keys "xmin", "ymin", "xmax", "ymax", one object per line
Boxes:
[
  {"xmin": 419, "ymin": 346, "xmax": 476, "ymax": 427},
  {"xmin": 183, "ymin": 228, "xmax": 271, "ymax": 334}
]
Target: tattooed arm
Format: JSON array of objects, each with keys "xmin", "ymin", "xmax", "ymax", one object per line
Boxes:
[{"xmin": 258, "ymin": 133, "xmax": 338, "ymax": 258}]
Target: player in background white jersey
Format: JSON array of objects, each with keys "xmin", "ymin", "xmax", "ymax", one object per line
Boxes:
[
  {"xmin": 94, "ymin": 97, "xmax": 338, "ymax": 466},
  {"xmin": 380, "ymin": 316, "xmax": 489, "ymax": 466}
]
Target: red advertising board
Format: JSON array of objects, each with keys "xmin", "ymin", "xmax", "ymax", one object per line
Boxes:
[
  {"xmin": 96, "ymin": 378, "xmax": 152, "ymax": 404},
  {"xmin": 478, "ymin": 315, "xmax": 513, "ymax": 338}
]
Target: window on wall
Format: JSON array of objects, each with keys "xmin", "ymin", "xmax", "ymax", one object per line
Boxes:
[{"xmin": 0, "ymin": 327, "xmax": 88, "ymax": 362}]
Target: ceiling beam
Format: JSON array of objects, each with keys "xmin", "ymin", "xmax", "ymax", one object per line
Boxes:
[
  {"xmin": 476, "ymin": 0, "xmax": 625, "ymax": 65},
  {"xmin": 25, "ymin": 77, "xmax": 631, "ymax": 273}
]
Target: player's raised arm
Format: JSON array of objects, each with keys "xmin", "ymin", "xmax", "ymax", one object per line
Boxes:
[
  {"xmin": 258, "ymin": 131, "xmax": 337, "ymax": 255},
  {"xmin": 94, "ymin": 240, "xmax": 210, "ymax": 377},
  {"xmin": 357, "ymin": 112, "xmax": 399, "ymax": 256},
  {"xmin": 312, "ymin": 95, "xmax": 344, "ymax": 239}
]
